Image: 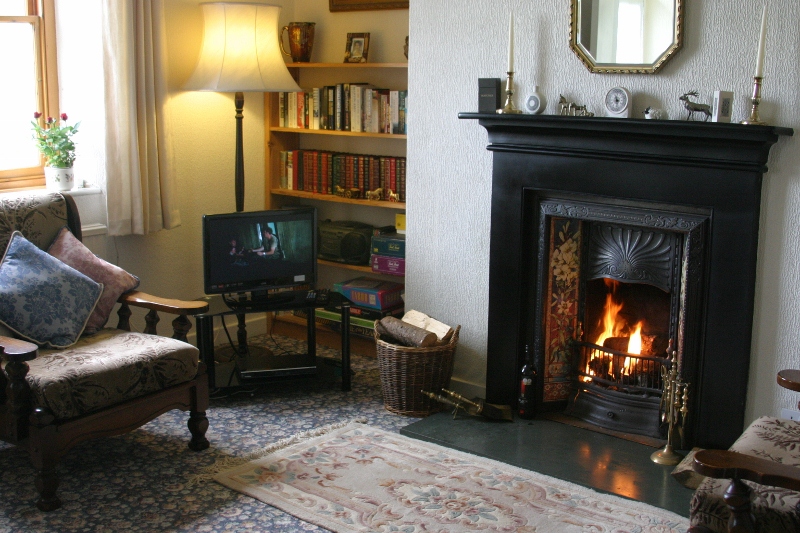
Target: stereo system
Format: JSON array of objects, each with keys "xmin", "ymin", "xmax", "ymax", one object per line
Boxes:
[{"xmin": 318, "ymin": 220, "xmax": 373, "ymax": 265}]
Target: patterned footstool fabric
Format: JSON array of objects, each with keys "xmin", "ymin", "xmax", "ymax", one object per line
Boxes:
[
  {"xmin": 24, "ymin": 329, "xmax": 200, "ymax": 420},
  {"xmin": 689, "ymin": 416, "xmax": 800, "ymax": 532}
]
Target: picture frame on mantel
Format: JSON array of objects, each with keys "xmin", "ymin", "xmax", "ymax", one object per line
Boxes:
[
  {"xmin": 330, "ymin": 0, "xmax": 408, "ymax": 12},
  {"xmin": 344, "ymin": 33, "xmax": 370, "ymax": 63}
]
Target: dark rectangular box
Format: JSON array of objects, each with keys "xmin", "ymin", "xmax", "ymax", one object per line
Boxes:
[{"xmin": 479, "ymin": 78, "xmax": 501, "ymax": 113}]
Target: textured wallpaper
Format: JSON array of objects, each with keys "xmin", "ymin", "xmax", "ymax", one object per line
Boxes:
[{"xmin": 407, "ymin": 0, "xmax": 800, "ymax": 425}]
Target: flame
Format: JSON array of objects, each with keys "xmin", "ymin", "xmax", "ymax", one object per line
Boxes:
[{"xmin": 586, "ymin": 279, "xmax": 645, "ymax": 379}]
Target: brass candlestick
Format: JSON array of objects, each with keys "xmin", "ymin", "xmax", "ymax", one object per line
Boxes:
[
  {"xmin": 741, "ymin": 76, "xmax": 767, "ymax": 125},
  {"xmin": 651, "ymin": 349, "xmax": 690, "ymax": 465},
  {"xmin": 497, "ymin": 71, "xmax": 522, "ymax": 114}
]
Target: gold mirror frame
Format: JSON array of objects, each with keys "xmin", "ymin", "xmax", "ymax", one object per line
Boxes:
[{"xmin": 569, "ymin": 0, "xmax": 684, "ymax": 74}]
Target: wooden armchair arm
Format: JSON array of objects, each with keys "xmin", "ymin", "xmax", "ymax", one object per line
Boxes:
[
  {"xmin": 0, "ymin": 336, "xmax": 38, "ymax": 363},
  {"xmin": 116, "ymin": 291, "xmax": 209, "ymax": 342},
  {"xmin": 118, "ymin": 291, "xmax": 209, "ymax": 315},
  {"xmin": 693, "ymin": 449, "xmax": 800, "ymax": 492}
]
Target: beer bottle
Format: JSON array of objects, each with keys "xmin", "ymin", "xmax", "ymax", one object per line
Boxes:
[{"xmin": 518, "ymin": 345, "xmax": 537, "ymax": 419}]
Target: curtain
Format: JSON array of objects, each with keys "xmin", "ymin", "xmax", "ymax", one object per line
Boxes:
[{"xmin": 101, "ymin": 0, "xmax": 179, "ymax": 235}]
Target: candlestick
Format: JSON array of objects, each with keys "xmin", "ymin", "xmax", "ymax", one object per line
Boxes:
[
  {"xmin": 507, "ymin": 13, "xmax": 514, "ymax": 73},
  {"xmin": 755, "ymin": 5, "xmax": 766, "ymax": 78},
  {"xmin": 497, "ymin": 71, "xmax": 522, "ymax": 114},
  {"xmin": 741, "ymin": 76, "xmax": 767, "ymax": 125}
]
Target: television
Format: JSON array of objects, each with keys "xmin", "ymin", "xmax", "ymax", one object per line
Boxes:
[{"xmin": 202, "ymin": 207, "xmax": 317, "ymax": 303}]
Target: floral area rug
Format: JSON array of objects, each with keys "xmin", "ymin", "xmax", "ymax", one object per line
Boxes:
[{"xmin": 214, "ymin": 421, "xmax": 689, "ymax": 533}]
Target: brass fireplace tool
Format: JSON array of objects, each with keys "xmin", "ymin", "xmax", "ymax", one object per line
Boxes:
[
  {"xmin": 422, "ymin": 389, "xmax": 513, "ymax": 421},
  {"xmin": 651, "ymin": 346, "xmax": 690, "ymax": 465}
]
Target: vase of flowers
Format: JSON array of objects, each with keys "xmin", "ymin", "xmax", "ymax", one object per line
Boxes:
[{"xmin": 32, "ymin": 112, "xmax": 79, "ymax": 191}]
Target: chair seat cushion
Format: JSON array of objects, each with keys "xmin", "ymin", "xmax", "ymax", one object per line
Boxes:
[
  {"xmin": 24, "ymin": 329, "xmax": 200, "ymax": 420},
  {"xmin": 689, "ymin": 416, "xmax": 800, "ymax": 532}
]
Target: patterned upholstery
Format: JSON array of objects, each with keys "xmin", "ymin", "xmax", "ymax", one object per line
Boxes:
[
  {"xmin": 689, "ymin": 416, "xmax": 800, "ymax": 532},
  {"xmin": 0, "ymin": 191, "xmax": 69, "ymax": 253},
  {"xmin": 24, "ymin": 329, "xmax": 200, "ymax": 420}
]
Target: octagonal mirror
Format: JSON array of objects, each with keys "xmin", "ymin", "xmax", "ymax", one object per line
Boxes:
[{"xmin": 570, "ymin": 0, "xmax": 683, "ymax": 74}]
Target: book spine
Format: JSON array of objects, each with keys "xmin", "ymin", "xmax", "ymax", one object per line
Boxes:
[
  {"xmin": 288, "ymin": 92, "xmax": 297, "ymax": 129},
  {"xmin": 297, "ymin": 92, "xmax": 306, "ymax": 130},
  {"xmin": 335, "ymin": 84, "xmax": 343, "ymax": 131},
  {"xmin": 279, "ymin": 151, "xmax": 288, "ymax": 189},
  {"xmin": 398, "ymin": 90, "xmax": 407, "ymax": 134},
  {"xmin": 327, "ymin": 86, "xmax": 335, "ymax": 130},
  {"xmin": 279, "ymin": 92, "xmax": 286, "ymax": 128},
  {"xmin": 390, "ymin": 90, "xmax": 400, "ymax": 134},
  {"xmin": 312, "ymin": 88, "xmax": 320, "ymax": 130}
]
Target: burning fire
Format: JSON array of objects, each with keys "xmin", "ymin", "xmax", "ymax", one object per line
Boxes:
[{"xmin": 585, "ymin": 280, "xmax": 644, "ymax": 380}]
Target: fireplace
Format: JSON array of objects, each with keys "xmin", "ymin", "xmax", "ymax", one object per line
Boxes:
[{"xmin": 460, "ymin": 113, "xmax": 791, "ymax": 449}]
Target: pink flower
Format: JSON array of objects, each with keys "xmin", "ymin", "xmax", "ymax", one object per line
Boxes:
[
  {"xmin": 46, "ymin": 116, "xmax": 54, "ymax": 123},
  {"xmin": 33, "ymin": 111, "xmax": 42, "ymax": 118},
  {"xmin": 60, "ymin": 113, "xmax": 68, "ymax": 121}
]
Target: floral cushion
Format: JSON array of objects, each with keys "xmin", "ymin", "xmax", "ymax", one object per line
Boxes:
[
  {"xmin": 0, "ymin": 191, "xmax": 69, "ymax": 254},
  {"xmin": 689, "ymin": 416, "xmax": 800, "ymax": 532},
  {"xmin": 48, "ymin": 227, "xmax": 140, "ymax": 335},
  {"xmin": 26, "ymin": 328, "xmax": 200, "ymax": 420},
  {"xmin": 0, "ymin": 232, "xmax": 103, "ymax": 348}
]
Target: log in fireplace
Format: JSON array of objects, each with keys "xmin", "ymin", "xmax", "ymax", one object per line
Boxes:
[{"xmin": 460, "ymin": 113, "xmax": 791, "ymax": 449}]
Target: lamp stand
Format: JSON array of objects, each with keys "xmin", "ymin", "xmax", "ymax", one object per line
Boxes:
[{"xmin": 234, "ymin": 91, "xmax": 245, "ymax": 213}]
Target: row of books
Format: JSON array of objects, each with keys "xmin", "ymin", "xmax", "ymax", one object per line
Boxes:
[
  {"xmin": 293, "ymin": 304, "xmax": 404, "ymax": 339},
  {"xmin": 278, "ymin": 150, "xmax": 406, "ymax": 202},
  {"xmin": 278, "ymin": 86, "xmax": 407, "ymax": 134}
]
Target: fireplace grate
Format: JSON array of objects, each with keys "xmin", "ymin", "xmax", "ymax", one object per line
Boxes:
[{"xmin": 574, "ymin": 340, "xmax": 669, "ymax": 396}]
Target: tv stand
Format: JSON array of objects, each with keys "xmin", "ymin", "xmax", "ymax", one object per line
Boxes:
[
  {"xmin": 195, "ymin": 291, "xmax": 351, "ymax": 391},
  {"xmin": 223, "ymin": 290, "xmax": 296, "ymax": 310}
]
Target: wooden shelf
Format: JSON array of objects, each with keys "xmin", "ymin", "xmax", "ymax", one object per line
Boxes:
[
  {"xmin": 318, "ymin": 258, "xmax": 374, "ymax": 273},
  {"xmin": 271, "ymin": 188, "xmax": 406, "ymax": 210},
  {"xmin": 270, "ymin": 127, "xmax": 406, "ymax": 140},
  {"xmin": 287, "ymin": 62, "xmax": 407, "ymax": 69}
]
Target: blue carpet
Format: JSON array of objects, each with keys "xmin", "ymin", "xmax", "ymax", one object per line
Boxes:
[{"xmin": 0, "ymin": 334, "xmax": 417, "ymax": 533}]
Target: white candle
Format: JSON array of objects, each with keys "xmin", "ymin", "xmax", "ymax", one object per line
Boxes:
[
  {"xmin": 755, "ymin": 5, "xmax": 767, "ymax": 77},
  {"xmin": 507, "ymin": 13, "xmax": 514, "ymax": 73}
]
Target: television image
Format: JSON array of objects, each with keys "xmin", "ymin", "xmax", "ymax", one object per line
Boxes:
[{"xmin": 202, "ymin": 207, "xmax": 317, "ymax": 300}]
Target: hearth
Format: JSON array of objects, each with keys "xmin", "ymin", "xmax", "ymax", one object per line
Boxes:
[{"xmin": 460, "ymin": 113, "xmax": 791, "ymax": 448}]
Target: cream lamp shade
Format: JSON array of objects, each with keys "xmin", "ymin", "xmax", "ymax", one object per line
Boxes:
[
  {"xmin": 185, "ymin": 3, "xmax": 300, "ymax": 93},
  {"xmin": 185, "ymin": 3, "xmax": 301, "ymax": 212}
]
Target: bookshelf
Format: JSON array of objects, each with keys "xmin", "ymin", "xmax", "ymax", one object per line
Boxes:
[
  {"xmin": 264, "ymin": 63, "xmax": 407, "ymax": 350},
  {"xmin": 264, "ymin": 62, "xmax": 407, "ymax": 280}
]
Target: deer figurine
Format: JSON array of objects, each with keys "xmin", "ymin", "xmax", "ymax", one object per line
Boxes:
[{"xmin": 679, "ymin": 91, "xmax": 711, "ymax": 121}]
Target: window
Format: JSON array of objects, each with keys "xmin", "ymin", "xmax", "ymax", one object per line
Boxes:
[{"xmin": 0, "ymin": 0, "xmax": 58, "ymax": 190}]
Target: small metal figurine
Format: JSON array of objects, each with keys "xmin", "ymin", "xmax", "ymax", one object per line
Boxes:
[
  {"xmin": 679, "ymin": 91, "xmax": 711, "ymax": 121},
  {"xmin": 644, "ymin": 106, "xmax": 666, "ymax": 120},
  {"xmin": 651, "ymin": 343, "xmax": 690, "ymax": 465},
  {"xmin": 558, "ymin": 95, "xmax": 594, "ymax": 117},
  {"xmin": 365, "ymin": 187, "xmax": 383, "ymax": 201},
  {"xmin": 387, "ymin": 189, "xmax": 399, "ymax": 202}
]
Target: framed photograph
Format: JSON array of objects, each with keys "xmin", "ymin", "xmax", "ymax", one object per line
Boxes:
[
  {"xmin": 344, "ymin": 33, "xmax": 370, "ymax": 63},
  {"xmin": 330, "ymin": 0, "xmax": 408, "ymax": 12}
]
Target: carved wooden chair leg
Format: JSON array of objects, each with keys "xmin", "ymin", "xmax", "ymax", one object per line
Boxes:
[
  {"xmin": 117, "ymin": 302, "xmax": 132, "ymax": 331},
  {"xmin": 29, "ymin": 409, "xmax": 61, "ymax": 512},
  {"xmin": 171, "ymin": 314, "xmax": 193, "ymax": 343},
  {"xmin": 723, "ymin": 479, "xmax": 756, "ymax": 533},
  {"xmin": 5, "ymin": 358, "xmax": 33, "ymax": 441},
  {"xmin": 188, "ymin": 410, "xmax": 210, "ymax": 451},
  {"xmin": 144, "ymin": 310, "xmax": 160, "ymax": 335}
]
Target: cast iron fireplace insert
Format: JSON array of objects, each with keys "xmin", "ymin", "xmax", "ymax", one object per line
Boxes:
[{"xmin": 460, "ymin": 113, "xmax": 791, "ymax": 449}]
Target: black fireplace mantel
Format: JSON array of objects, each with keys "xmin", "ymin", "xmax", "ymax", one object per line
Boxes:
[{"xmin": 460, "ymin": 113, "xmax": 792, "ymax": 448}]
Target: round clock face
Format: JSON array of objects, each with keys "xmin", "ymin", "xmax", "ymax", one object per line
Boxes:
[{"xmin": 605, "ymin": 87, "xmax": 630, "ymax": 114}]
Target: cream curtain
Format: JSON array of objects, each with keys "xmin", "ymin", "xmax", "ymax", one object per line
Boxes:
[{"xmin": 101, "ymin": 0, "xmax": 179, "ymax": 235}]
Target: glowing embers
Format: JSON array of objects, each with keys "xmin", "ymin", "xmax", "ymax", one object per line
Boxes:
[{"xmin": 579, "ymin": 279, "xmax": 671, "ymax": 394}]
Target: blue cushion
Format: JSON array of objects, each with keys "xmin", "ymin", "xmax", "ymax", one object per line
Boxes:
[{"xmin": 0, "ymin": 232, "xmax": 103, "ymax": 348}]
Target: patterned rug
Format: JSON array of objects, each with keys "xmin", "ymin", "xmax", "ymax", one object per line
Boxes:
[{"xmin": 213, "ymin": 421, "xmax": 690, "ymax": 533}]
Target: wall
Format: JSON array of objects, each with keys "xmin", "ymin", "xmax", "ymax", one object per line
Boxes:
[{"xmin": 407, "ymin": 1, "xmax": 800, "ymax": 428}]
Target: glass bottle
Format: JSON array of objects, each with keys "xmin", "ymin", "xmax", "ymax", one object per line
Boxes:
[{"xmin": 518, "ymin": 345, "xmax": 537, "ymax": 419}]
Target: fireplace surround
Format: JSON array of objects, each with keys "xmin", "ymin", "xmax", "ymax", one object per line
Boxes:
[{"xmin": 460, "ymin": 113, "xmax": 791, "ymax": 449}]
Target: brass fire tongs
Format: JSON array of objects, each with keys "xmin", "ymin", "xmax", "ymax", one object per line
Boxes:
[{"xmin": 422, "ymin": 389, "xmax": 513, "ymax": 421}]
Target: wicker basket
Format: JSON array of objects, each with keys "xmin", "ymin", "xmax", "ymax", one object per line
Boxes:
[{"xmin": 374, "ymin": 324, "xmax": 460, "ymax": 417}]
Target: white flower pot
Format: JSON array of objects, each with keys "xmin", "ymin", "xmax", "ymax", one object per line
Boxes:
[{"xmin": 44, "ymin": 166, "xmax": 74, "ymax": 191}]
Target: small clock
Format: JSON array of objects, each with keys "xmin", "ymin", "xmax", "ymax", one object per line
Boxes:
[
  {"xmin": 524, "ymin": 86, "xmax": 546, "ymax": 115},
  {"xmin": 605, "ymin": 87, "xmax": 631, "ymax": 118}
]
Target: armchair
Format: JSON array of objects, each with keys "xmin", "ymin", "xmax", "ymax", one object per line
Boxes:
[
  {"xmin": 688, "ymin": 370, "xmax": 800, "ymax": 532},
  {"xmin": 0, "ymin": 191, "xmax": 210, "ymax": 511}
]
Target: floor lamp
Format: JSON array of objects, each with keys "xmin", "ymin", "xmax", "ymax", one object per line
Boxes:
[
  {"xmin": 185, "ymin": 3, "xmax": 301, "ymax": 376},
  {"xmin": 184, "ymin": 2, "xmax": 300, "ymax": 213}
]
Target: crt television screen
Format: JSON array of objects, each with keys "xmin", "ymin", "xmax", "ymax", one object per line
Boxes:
[{"xmin": 202, "ymin": 207, "xmax": 317, "ymax": 295}]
